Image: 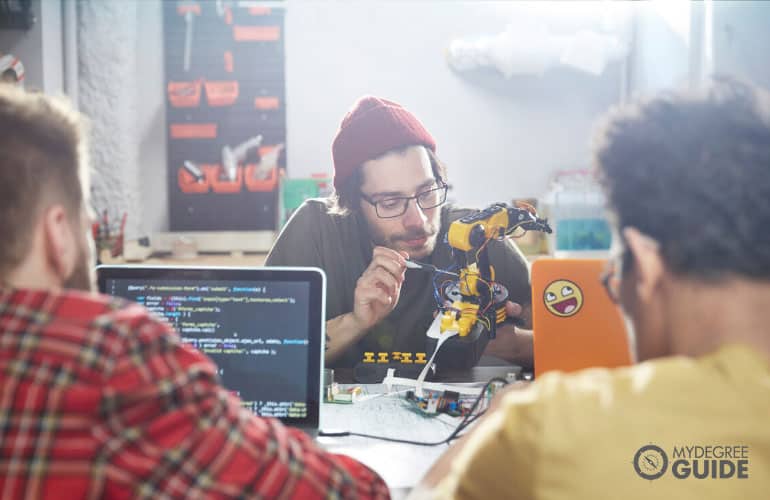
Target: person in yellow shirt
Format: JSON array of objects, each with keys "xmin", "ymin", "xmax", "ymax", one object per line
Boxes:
[{"xmin": 414, "ymin": 76, "xmax": 770, "ymax": 499}]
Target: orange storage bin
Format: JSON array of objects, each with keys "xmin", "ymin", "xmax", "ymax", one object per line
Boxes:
[
  {"xmin": 168, "ymin": 80, "xmax": 202, "ymax": 107},
  {"xmin": 248, "ymin": 6, "xmax": 271, "ymax": 15},
  {"xmin": 233, "ymin": 25, "xmax": 280, "ymax": 42},
  {"xmin": 245, "ymin": 165, "xmax": 278, "ymax": 192},
  {"xmin": 244, "ymin": 145, "xmax": 281, "ymax": 192},
  {"xmin": 178, "ymin": 166, "xmax": 210, "ymax": 194},
  {"xmin": 170, "ymin": 123, "xmax": 218, "ymax": 139},
  {"xmin": 204, "ymin": 80, "xmax": 239, "ymax": 107},
  {"xmin": 176, "ymin": 3, "xmax": 200, "ymax": 16},
  {"xmin": 204, "ymin": 164, "xmax": 243, "ymax": 193},
  {"xmin": 254, "ymin": 96, "xmax": 280, "ymax": 110}
]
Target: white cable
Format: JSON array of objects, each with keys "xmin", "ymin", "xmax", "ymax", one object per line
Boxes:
[{"xmin": 416, "ymin": 323, "xmax": 458, "ymax": 398}]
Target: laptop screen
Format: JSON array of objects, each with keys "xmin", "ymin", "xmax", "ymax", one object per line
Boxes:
[{"xmin": 97, "ymin": 266, "xmax": 325, "ymax": 429}]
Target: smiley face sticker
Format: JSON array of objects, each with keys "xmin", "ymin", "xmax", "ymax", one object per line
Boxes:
[{"xmin": 544, "ymin": 279, "xmax": 584, "ymax": 317}]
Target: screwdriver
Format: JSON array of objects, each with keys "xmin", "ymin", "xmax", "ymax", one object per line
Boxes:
[{"xmin": 405, "ymin": 260, "xmax": 459, "ymax": 276}]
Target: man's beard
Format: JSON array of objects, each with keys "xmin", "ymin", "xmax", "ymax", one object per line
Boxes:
[
  {"xmin": 369, "ymin": 223, "xmax": 440, "ymax": 258},
  {"xmin": 63, "ymin": 237, "xmax": 95, "ymax": 292}
]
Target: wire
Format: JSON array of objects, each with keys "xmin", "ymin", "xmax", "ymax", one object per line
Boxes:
[
  {"xmin": 433, "ymin": 276, "xmax": 457, "ymax": 310},
  {"xmin": 432, "ymin": 272, "xmax": 443, "ymax": 307},
  {"xmin": 475, "ymin": 274, "xmax": 495, "ymax": 316},
  {"xmin": 474, "ymin": 237, "xmax": 492, "ymax": 262},
  {"xmin": 318, "ymin": 377, "xmax": 509, "ymax": 446},
  {"xmin": 409, "ymin": 259, "xmax": 459, "ymax": 277},
  {"xmin": 421, "ymin": 261, "xmax": 460, "ymax": 309},
  {"xmin": 505, "ymin": 221, "xmax": 527, "ymax": 239}
]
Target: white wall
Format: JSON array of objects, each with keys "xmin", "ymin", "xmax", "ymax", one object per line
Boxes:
[
  {"xmin": 627, "ymin": 1, "xmax": 770, "ymax": 98},
  {"xmin": 284, "ymin": 1, "xmax": 626, "ymax": 210},
  {"xmin": 0, "ymin": 0, "xmax": 62, "ymax": 93},
  {"xmin": 74, "ymin": 0, "xmax": 167, "ymax": 240},
  {"xmin": 0, "ymin": 0, "xmax": 167, "ymax": 240},
  {"xmin": 39, "ymin": 0, "xmax": 63, "ymax": 92},
  {"xmin": 629, "ymin": 1, "xmax": 691, "ymax": 96},
  {"xmin": 78, "ymin": 0, "xmax": 141, "ymax": 238},
  {"xmin": 712, "ymin": 1, "xmax": 770, "ymax": 90},
  {"xmin": 50, "ymin": 0, "xmax": 770, "ymax": 235},
  {"xmin": 135, "ymin": 0, "xmax": 168, "ymax": 235}
]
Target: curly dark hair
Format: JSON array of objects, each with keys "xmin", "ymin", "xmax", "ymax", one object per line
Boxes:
[{"xmin": 594, "ymin": 76, "xmax": 770, "ymax": 281}]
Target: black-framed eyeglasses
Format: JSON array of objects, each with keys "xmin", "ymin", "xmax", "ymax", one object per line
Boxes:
[
  {"xmin": 601, "ymin": 230, "xmax": 660, "ymax": 304},
  {"xmin": 360, "ymin": 182, "xmax": 449, "ymax": 219},
  {"xmin": 600, "ymin": 259, "xmax": 621, "ymax": 304},
  {"xmin": 600, "ymin": 246, "xmax": 633, "ymax": 304}
]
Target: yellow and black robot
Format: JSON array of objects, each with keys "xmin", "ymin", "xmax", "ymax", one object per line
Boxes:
[{"xmin": 439, "ymin": 202, "xmax": 552, "ymax": 342}]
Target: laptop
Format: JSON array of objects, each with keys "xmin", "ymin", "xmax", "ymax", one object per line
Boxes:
[
  {"xmin": 97, "ymin": 265, "xmax": 325, "ymax": 434},
  {"xmin": 532, "ymin": 258, "xmax": 632, "ymax": 378}
]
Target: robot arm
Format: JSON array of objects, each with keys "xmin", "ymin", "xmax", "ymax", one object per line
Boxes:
[
  {"xmin": 406, "ymin": 202, "xmax": 550, "ymax": 390},
  {"xmin": 447, "ymin": 202, "xmax": 552, "ymax": 252},
  {"xmin": 438, "ymin": 202, "xmax": 551, "ymax": 340}
]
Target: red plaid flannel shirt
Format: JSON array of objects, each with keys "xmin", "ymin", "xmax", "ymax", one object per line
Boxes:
[{"xmin": 0, "ymin": 288, "xmax": 389, "ymax": 499}]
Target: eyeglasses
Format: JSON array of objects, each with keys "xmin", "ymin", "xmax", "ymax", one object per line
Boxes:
[
  {"xmin": 600, "ymin": 245, "xmax": 634, "ymax": 303},
  {"xmin": 360, "ymin": 182, "xmax": 449, "ymax": 219},
  {"xmin": 600, "ymin": 258, "xmax": 621, "ymax": 304},
  {"xmin": 601, "ymin": 230, "xmax": 661, "ymax": 304}
]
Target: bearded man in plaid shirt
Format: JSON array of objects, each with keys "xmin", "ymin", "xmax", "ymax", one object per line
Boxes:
[{"xmin": 0, "ymin": 86, "xmax": 388, "ymax": 499}]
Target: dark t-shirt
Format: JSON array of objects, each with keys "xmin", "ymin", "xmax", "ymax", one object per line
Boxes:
[{"xmin": 265, "ymin": 199, "xmax": 532, "ymax": 369}]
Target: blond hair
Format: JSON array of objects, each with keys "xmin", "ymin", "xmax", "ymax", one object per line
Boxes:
[{"xmin": 0, "ymin": 86, "xmax": 90, "ymax": 279}]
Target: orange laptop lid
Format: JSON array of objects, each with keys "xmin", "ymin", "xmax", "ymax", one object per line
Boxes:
[{"xmin": 532, "ymin": 258, "xmax": 632, "ymax": 377}]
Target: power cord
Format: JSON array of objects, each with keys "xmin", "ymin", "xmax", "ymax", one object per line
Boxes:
[{"xmin": 318, "ymin": 377, "xmax": 508, "ymax": 446}]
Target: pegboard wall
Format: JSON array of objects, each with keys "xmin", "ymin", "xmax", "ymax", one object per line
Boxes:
[{"xmin": 164, "ymin": 1, "xmax": 286, "ymax": 231}]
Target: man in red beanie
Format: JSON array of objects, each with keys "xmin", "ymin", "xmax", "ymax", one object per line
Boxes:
[{"xmin": 266, "ymin": 96, "xmax": 532, "ymax": 372}]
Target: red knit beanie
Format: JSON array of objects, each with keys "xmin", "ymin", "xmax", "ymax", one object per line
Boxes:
[{"xmin": 332, "ymin": 96, "xmax": 437, "ymax": 192}]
